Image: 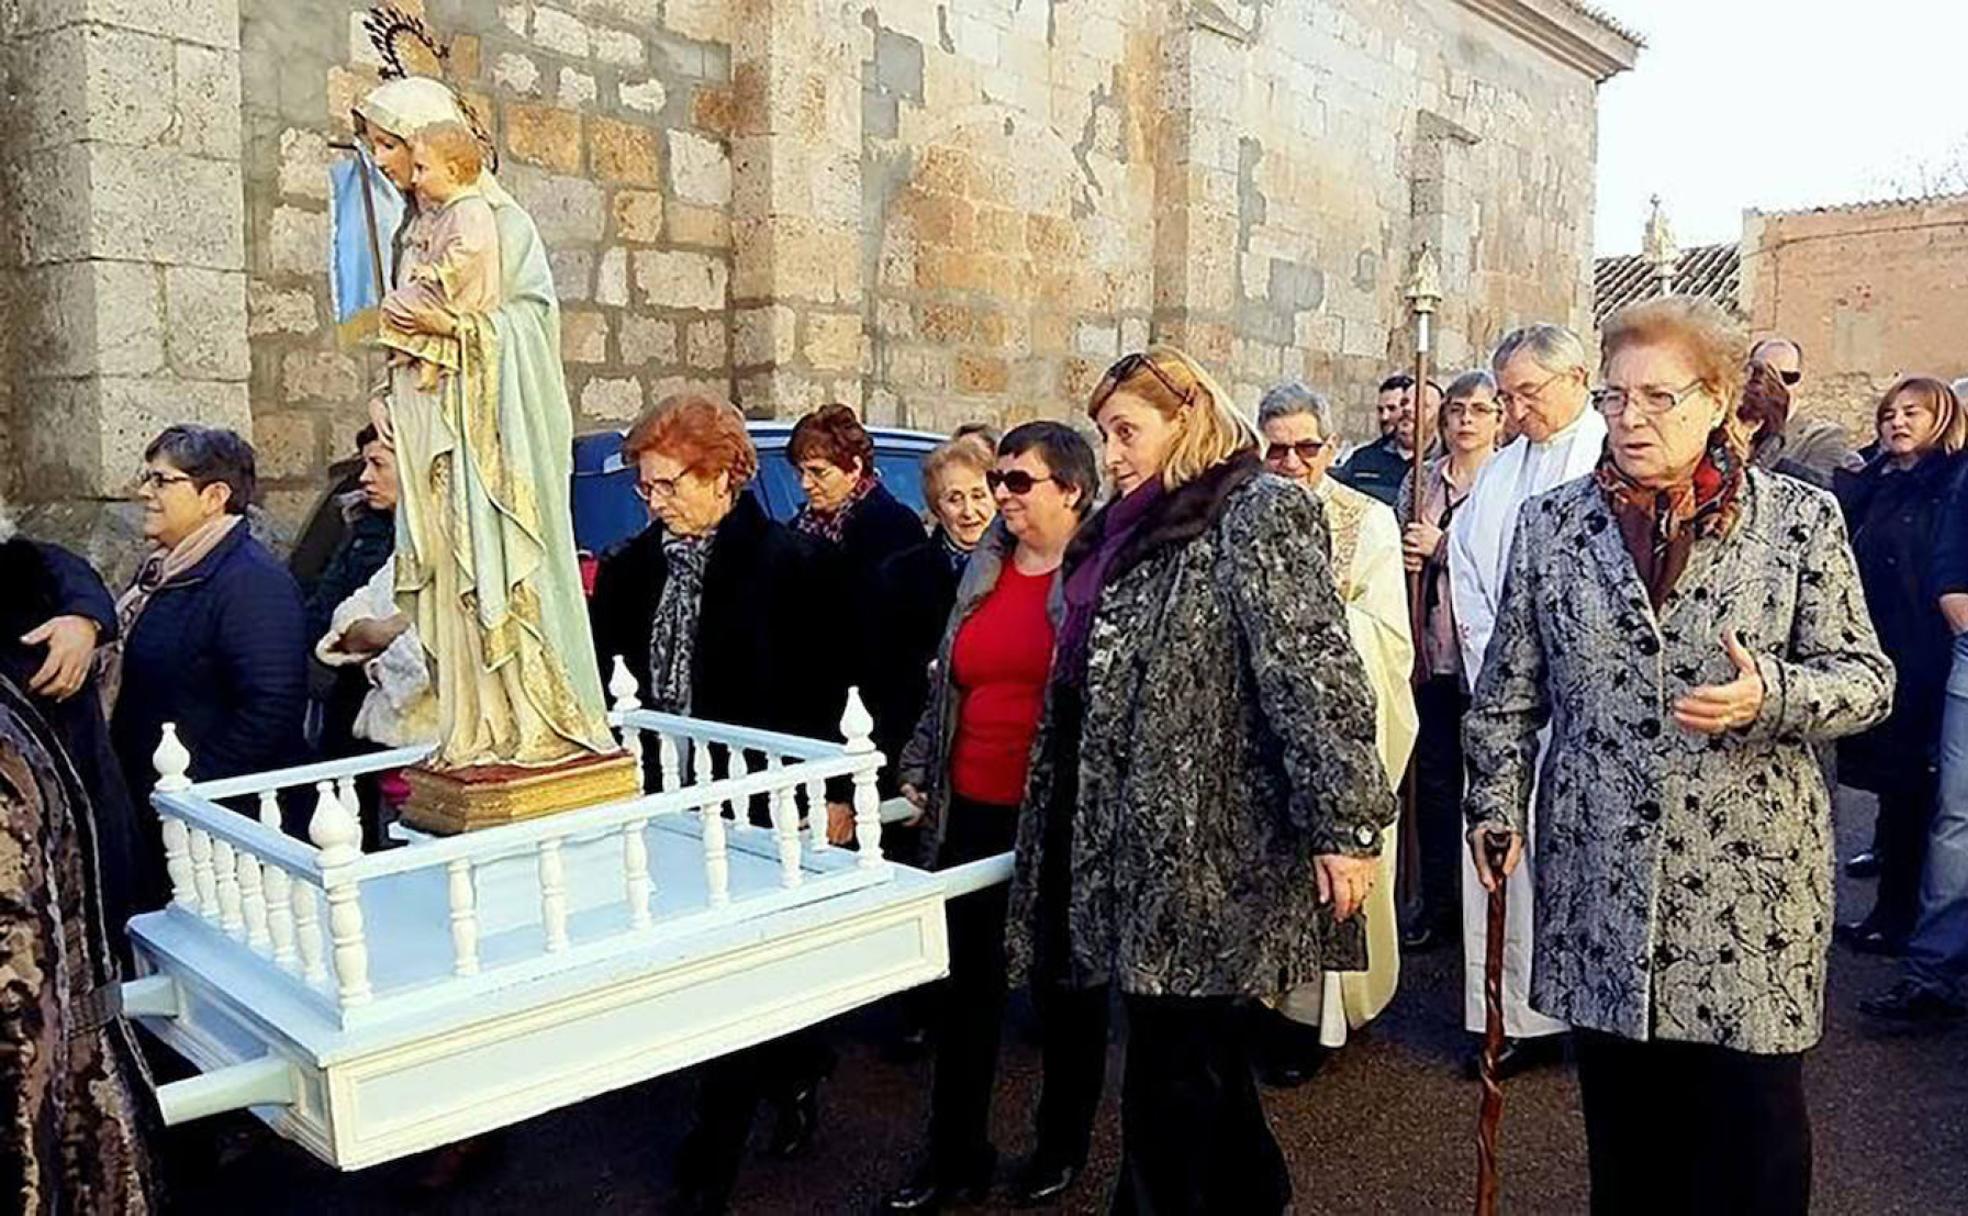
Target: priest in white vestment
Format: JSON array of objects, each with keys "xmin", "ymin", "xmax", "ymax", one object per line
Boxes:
[
  {"xmin": 1256, "ymin": 384, "xmax": 1419, "ymax": 1066},
  {"xmin": 1448, "ymin": 324, "xmax": 1608, "ymax": 1071}
]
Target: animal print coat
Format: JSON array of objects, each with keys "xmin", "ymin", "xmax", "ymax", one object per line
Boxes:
[
  {"xmin": 1005, "ymin": 453, "xmax": 1396, "ymax": 998},
  {"xmin": 1464, "ymin": 469, "xmax": 1893, "ymax": 1053}
]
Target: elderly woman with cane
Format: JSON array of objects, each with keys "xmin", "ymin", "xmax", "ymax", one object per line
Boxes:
[{"xmin": 1463, "ymin": 297, "xmax": 1891, "ymax": 1215}]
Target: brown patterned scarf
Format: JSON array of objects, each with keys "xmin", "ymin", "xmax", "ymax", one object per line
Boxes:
[{"xmin": 99, "ymin": 513, "xmax": 241, "ymax": 711}]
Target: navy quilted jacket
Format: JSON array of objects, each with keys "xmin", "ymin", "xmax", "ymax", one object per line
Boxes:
[{"xmin": 110, "ymin": 525, "xmax": 309, "ymax": 801}]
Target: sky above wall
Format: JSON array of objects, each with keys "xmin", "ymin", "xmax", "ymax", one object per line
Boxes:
[{"xmin": 1591, "ymin": 0, "xmax": 1968, "ymax": 254}]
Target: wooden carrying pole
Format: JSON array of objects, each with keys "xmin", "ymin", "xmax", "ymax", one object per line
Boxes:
[{"xmin": 1474, "ymin": 830, "xmax": 1511, "ymax": 1216}]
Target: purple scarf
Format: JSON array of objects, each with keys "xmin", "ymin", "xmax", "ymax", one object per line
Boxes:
[{"xmin": 1056, "ymin": 479, "xmax": 1163, "ymax": 686}]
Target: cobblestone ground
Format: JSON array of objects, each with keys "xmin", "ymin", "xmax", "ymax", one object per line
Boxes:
[{"xmin": 175, "ymin": 789, "xmax": 1968, "ymax": 1213}]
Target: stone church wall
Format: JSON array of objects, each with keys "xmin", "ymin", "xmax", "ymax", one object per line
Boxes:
[{"xmin": 2, "ymin": 0, "xmax": 1635, "ymax": 543}]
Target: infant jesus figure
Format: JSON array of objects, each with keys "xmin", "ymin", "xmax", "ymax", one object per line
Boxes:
[{"xmin": 375, "ymin": 122, "xmax": 500, "ymax": 390}]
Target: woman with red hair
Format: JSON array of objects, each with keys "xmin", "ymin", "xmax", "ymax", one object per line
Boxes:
[{"xmin": 588, "ymin": 393, "xmax": 856, "ymax": 1215}]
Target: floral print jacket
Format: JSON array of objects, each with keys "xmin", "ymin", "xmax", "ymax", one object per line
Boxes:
[
  {"xmin": 1005, "ymin": 454, "xmax": 1395, "ymax": 998},
  {"xmin": 1465, "ymin": 469, "xmax": 1893, "ymax": 1053}
]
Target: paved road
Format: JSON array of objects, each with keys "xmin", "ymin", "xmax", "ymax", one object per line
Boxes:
[{"xmin": 177, "ymin": 790, "xmax": 1968, "ymax": 1213}]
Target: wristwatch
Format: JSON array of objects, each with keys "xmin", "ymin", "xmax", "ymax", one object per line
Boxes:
[{"xmin": 1352, "ymin": 823, "xmax": 1379, "ymax": 850}]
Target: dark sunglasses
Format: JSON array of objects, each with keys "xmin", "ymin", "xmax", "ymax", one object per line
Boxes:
[
  {"xmin": 1091, "ymin": 351, "xmax": 1196, "ymax": 412},
  {"xmin": 986, "ymin": 469, "xmax": 1057, "ymax": 495},
  {"xmin": 1778, "ymin": 369, "xmax": 1801, "ymax": 386},
  {"xmin": 1264, "ymin": 440, "xmax": 1328, "ymax": 465}
]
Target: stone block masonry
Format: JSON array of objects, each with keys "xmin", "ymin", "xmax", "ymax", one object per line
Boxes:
[{"xmin": 2, "ymin": 0, "xmax": 1635, "ymax": 545}]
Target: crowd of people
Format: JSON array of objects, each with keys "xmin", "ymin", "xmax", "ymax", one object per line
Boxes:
[
  {"xmin": 13, "ymin": 287, "xmax": 1968, "ymax": 1213},
  {"xmin": 2, "ymin": 74, "xmax": 1961, "ymax": 1214}
]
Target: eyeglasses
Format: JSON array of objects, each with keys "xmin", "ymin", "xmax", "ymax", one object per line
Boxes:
[
  {"xmin": 1590, "ymin": 379, "xmax": 1709, "ymax": 418},
  {"xmin": 1495, "ymin": 370, "xmax": 1564, "ymax": 409},
  {"xmin": 637, "ymin": 476, "xmax": 682, "ymax": 502},
  {"xmin": 1445, "ymin": 401, "xmax": 1501, "ymax": 421},
  {"xmin": 1263, "ymin": 439, "xmax": 1329, "ymax": 465},
  {"xmin": 986, "ymin": 469, "xmax": 1058, "ymax": 496},
  {"xmin": 136, "ymin": 469, "xmax": 196, "ymax": 492},
  {"xmin": 1091, "ymin": 352, "xmax": 1196, "ymax": 413}
]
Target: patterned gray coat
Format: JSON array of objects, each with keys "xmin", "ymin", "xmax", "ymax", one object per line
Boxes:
[
  {"xmin": 1464, "ymin": 469, "xmax": 1893, "ymax": 1054},
  {"xmin": 1005, "ymin": 453, "xmax": 1396, "ymax": 998}
]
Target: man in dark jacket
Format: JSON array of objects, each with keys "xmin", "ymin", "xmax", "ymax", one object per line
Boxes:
[{"xmin": 1336, "ymin": 374, "xmax": 1437, "ymax": 506}]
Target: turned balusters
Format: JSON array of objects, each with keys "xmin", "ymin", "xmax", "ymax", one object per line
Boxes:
[
  {"xmin": 842, "ymin": 687, "xmax": 885, "ymax": 870},
  {"xmin": 237, "ymin": 802, "xmax": 271, "ymax": 953},
  {"xmin": 701, "ymin": 791, "xmax": 730, "ymax": 907},
  {"xmin": 152, "ymin": 725, "xmax": 197, "ymax": 910},
  {"xmin": 258, "ymin": 790, "xmax": 297, "ymax": 968},
  {"xmin": 212, "ymin": 837, "xmax": 244, "ymax": 938},
  {"xmin": 770, "ymin": 755, "xmax": 802, "ymax": 888},
  {"xmin": 448, "ymin": 859, "xmax": 480, "ymax": 976},
  {"xmin": 803, "ymin": 776, "xmax": 828, "ymax": 854},
  {"xmin": 539, "ymin": 837, "xmax": 569, "ymax": 952},
  {"xmin": 310, "ymin": 781, "xmax": 370, "ymax": 1006}
]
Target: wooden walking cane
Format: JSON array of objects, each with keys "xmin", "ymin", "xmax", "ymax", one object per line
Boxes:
[{"xmin": 1474, "ymin": 829, "xmax": 1512, "ymax": 1216}]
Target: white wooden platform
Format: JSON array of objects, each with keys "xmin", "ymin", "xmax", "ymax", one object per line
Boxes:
[{"xmin": 125, "ymin": 676, "xmax": 968, "ymax": 1170}]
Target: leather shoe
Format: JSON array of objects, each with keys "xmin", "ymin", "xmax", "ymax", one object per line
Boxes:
[
  {"xmin": 1859, "ymin": 978, "xmax": 1965, "ymax": 1024},
  {"xmin": 1005, "ymin": 1156, "xmax": 1080, "ymax": 1208},
  {"xmin": 1401, "ymin": 922, "xmax": 1448, "ymax": 952},
  {"xmin": 1256, "ymin": 1043, "xmax": 1330, "ymax": 1088},
  {"xmin": 766, "ymin": 1083, "xmax": 821, "ymax": 1159},
  {"xmin": 1463, "ymin": 1034, "xmax": 1566, "ymax": 1082},
  {"xmin": 1835, "ymin": 918, "xmax": 1906, "ymax": 956},
  {"xmin": 1844, "ymin": 849, "xmax": 1882, "ymax": 879},
  {"xmin": 879, "ymin": 1151, "xmax": 995, "ymax": 1213}
]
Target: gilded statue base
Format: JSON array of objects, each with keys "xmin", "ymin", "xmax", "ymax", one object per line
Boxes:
[{"xmin": 400, "ymin": 751, "xmax": 642, "ymax": 835}]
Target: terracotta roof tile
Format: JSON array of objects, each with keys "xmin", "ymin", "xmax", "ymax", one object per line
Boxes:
[{"xmin": 1593, "ymin": 241, "xmax": 1740, "ymax": 326}]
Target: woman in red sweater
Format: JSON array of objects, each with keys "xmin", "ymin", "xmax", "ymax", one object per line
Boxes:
[{"xmin": 884, "ymin": 421, "xmax": 1100, "ymax": 1213}]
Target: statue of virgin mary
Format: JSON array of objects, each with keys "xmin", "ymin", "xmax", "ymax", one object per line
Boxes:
[{"xmin": 351, "ymin": 77, "xmax": 615, "ymax": 772}]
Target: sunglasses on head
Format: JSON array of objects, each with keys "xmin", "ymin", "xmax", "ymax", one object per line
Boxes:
[
  {"xmin": 1092, "ymin": 351, "xmax": 1196, "ymax": 412},
  {"xmin": 986, "ymin": 469, "xmax": 1057, "ymax": 495},
  {"xmin": 1264, "ymin": 439, "xmax": 1328, "ymax": 465}
]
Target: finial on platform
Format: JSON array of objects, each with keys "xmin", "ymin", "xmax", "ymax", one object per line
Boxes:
[
  {"xmin": 841, "ymin": 687, "xmax": 875, "ymax": 755},
  {"xmin": 608, "ymin": 655, "xmax": 641, "ymax": 708},
  {"xmin": 154, "ymin": 724, "xmax": 192, "ymax": 793},
  {"xmin": 309, "ymin": 781, "xmax": 363, "ymax": 865}
]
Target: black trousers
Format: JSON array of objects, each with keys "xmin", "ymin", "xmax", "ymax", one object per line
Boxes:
[
  {"xmin": 1574, "ymin": 1029, "xmax": 1810, "ymax": 1216},
  {"xmin": 928, "ymin": 795, "xmax": 1109, "ymax": 1172},
  {"xmin": 1412, "ymin": 674, "xmax": 1470, "ymax": 935},
  {"xmin": 1869, "ymin": 776, "xmax": 1940, "ymax": 937},
  {"xmin": 1112, "ymin": 994, "xmax": 1290, "ymax": 1215},
  {"xmin": 677, "ymin": 1030, "xmax": 835, "ymax": 1203}
]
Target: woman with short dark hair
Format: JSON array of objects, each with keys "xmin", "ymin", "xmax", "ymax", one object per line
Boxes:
[
  {"xmin": 881, "ymin": 420, "xmax": 1103, "ymax": 1212},
  {"xmin": 109, "ymin": 425, "xmax": 308, "ymax": 843},
  {"xmin": 787, "ymin": 403, "xmax": 925, "ymax": 577}
]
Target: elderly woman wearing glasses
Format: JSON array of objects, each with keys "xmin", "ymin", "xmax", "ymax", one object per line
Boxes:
[
  {"xmin": 109, "ymin": 426, "xmax": 308, "ymax": 832},
  {"xmin": 1003, "ymin": 346, "xmax": 1390, "ymax": 1212},
  {"xmin": 1464, "ymin": 297, "xmax": 1892, "ymax": 1214},
  {"xmin": 587, "ymin": 394, "xmax": 857, "ymax": 1213}
]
